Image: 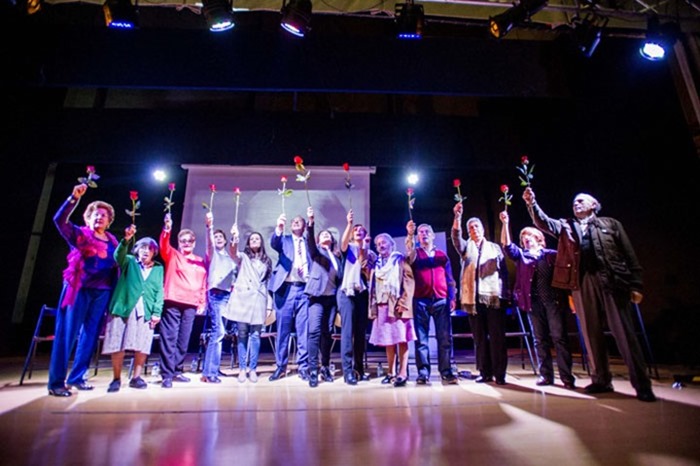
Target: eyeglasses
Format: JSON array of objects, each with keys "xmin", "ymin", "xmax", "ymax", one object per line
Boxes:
[{"xmin": 179, "ymin": 238, "xmax": 195, "ymax": 244}]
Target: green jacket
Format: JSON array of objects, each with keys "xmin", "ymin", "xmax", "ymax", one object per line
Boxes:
[{"xmin": 109, "ymin": 239, "xmax": 164, "ymax": 321}]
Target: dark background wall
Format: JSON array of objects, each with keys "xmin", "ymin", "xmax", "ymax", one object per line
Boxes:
[{"xmin": 2, "ymin": 8, "xmax": 699, "ymax": 364}]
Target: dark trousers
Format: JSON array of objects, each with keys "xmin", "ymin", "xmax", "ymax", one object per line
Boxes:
[
  {"xmin": 469, "ymin": 303, "xmax": 507, "ymax": 379},
  {"xmin": 273, "ymin": 282, "xmax": 309, "ymax": 370},
  {"xmin": 48, "ymin": 287, "xmax": 110, "ymax": 390},
  {"xmin": 337, "ymin": 289, "xmax": 369, "ymax": 376},
  {"xmin": 159, "ymin": 301, "xmax": 196, "ymax": 379},
  {"xmin": 413, "ymin": 297, "xmax": 453, "ymax": 377},
  {"xmin": 528, "ymin": 299, "xmax": 574, "ymax": 384},
  {"xmin": 572, "ymin": 272, "xmax": 651, "ymax": 391},
  {"xmin": 307, "ymin": 295, "xmax": 335, "ymax": 371}
]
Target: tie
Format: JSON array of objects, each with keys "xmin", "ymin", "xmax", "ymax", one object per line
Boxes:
[{"xmin": 297, "ymin": 239, "xmax": 305, "ymax": 279}]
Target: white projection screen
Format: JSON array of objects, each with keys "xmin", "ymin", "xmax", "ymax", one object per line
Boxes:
[{"xmin": 180, "ymin": 165, "xmax": 375, "ymax": 263}]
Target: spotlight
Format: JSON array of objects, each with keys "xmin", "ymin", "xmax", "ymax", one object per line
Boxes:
[
  {"xmin": 103, "ymin": 0, "xmax": 138, "ymax": 29},
  {"xmin": 407, "ymin": 173, "xmax": 419, "ymax": 185},
  {"xmin": 571, "ymin": 13, "xmax": 608, "ymax": 58},
  {"xmin": 26, "ymin": 0, "xmax": 41, "ymax": 15},
  {"xmin": 639, "ymin": 16, "xmax": 680, "ymax": 61},
  {"xmin": 395, "ymin": 1, "xmax": 424, "ymax": 39},
  {"xmin": 280, "ymin": 0, "xmax": 312, "ymax": 38},
  {"xmin": 489, "ymin": 0, "xmax": 548, "ymax": 39},
  {"xmin": 202, "ymin": 0, "xmax": 235, "ymax": 32}
]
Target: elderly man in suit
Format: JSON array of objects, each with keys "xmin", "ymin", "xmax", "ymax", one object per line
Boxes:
[
  {"xmin": 268, "ymin": 212, "xmax": 312, "ymax": 381},
  {"xmin": 303, "ymin": 206, "xmax": 342, "ymax": 387}
]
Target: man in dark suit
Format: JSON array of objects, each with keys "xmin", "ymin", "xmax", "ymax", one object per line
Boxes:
[
  {"xmin": 268, "ymin": 212, "xmax": 311, "ymax": 381},
  {"xmin": 303, "ymin": 206, "xmax": 341, "ymax": 387}
]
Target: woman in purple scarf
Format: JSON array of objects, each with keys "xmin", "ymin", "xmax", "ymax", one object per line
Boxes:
[{"xmin": 48, "ymin": 183, "xmax": 118, "ymax": 397}]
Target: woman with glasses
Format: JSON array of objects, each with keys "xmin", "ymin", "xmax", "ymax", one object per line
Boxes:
[{"xmin": 158, "ymin": 213, "xmax": 208, "ymax": 388}]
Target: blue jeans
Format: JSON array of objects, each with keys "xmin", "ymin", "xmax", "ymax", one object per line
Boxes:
[
  {"xmin": 237, "ymin": 322, "xmax": 262, "ymax": 371},
  {"xmin": 202, "ymin": 289, "xmax": 230, "ymax": 378},
  {"xmin": 273, "ymin": 282, "xmax": 309, "ymax": 370},
  {"xmin": 413, "ymin": 298, "xmax": 453, "ymax": 377},
  {"xmin": 49, "ymin": 287, "xmax": 111, "ymax": 390}
]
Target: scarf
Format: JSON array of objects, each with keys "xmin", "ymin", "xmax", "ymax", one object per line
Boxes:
[
  {"xmin": 373, "ymin": 251, "xmax": 403, "ymax": 304},
  {"xmin": 460, "ymin": 239, "xmax": 502, "ymax": 312},
  {"xmin": 61, "ymin": 227, "xmax": 117, "ymax": 308},
  {"xmin": 340, "ymin": 243, "xmax": 366, "ymax": 296}
]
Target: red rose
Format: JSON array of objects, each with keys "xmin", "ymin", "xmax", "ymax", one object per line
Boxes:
[
  {"xmin": 86, "ymin": 165, "xmax": 95, "ymax": 174},
  {"xmin": 294, "ymin": 156, "xmax": 303, "ymax": 165},
  {"xmin": 168, "ymin": 182, "xmax": 176, "ymax": 191},
  {"xmin": 407, "ymin": 188, "xmax": 414, "ymax": 195},
  {"xmin": 453, "ymin": 179, "xmax": 461, "ymax": 188},
  {"xmin": 234, "ymin": 187, "xmax": 241, "ymax": 195},
  {"xmin": 500, "ymin": 184, "xmax": 509, "ymax": 193},
  {"xmin": 130, "ymin": 190, "xmax": 138, "ymax": 201},
  {"xmin": 281, "ymin": 176, "xmax": 288, "ymax": 183},
  {"xmin": 209, "ymin": 184, "xmax": 216, "ymax": 192},
  {"xmin": 521, "ymin": 155, "xmax": 529, "ymax": 165},
  {"xmin": 342, "ymin": 162, "xmax": 350, "ymax": 172}
]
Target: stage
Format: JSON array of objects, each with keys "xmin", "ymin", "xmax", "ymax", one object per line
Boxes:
[{"xmin": 1, "ymin": 351, "xmax": 700, "ymax": 466}]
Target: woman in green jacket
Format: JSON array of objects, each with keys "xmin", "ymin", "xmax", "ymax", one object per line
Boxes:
[{"xmin": 102, "ymin": 225, "xmax": 164, "ymax": 392}]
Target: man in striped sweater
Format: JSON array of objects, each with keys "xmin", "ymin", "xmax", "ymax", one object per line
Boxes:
[{"xmin": 406, "ymin": 221, "xmax": 458, "ymax": 385}]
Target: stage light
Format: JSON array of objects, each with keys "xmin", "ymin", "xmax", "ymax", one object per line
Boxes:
[
  {"xmin": 280, "ymin": 0, "xmax": 312, "ymax": 37},
  {"xmin": 639, "ymin": 16, "xmax": 679, "ymax": 61},
  {"xmin": 395, "ymin": 1, "xmax": 425, "ymax": 39},
  {"xmin": 202, "ymin": 0, "xmax": 235, "ymax": 32},
  {"xmin": 571, "ymin": 13, "xmax": 608, "ymax": 58},
  {"xmin": 407, "ymin": 173, "xmax": 419, "ymax": 185},
  {"xmin": 103, "ymin": 0, "xmax": 138, "ymax": 29},
  {"xmin": 489, "ymin": 0, "xmax": 548, "ymax": 39},
  {"xmin": 26, "ymin": 0, "xmax": 42, "ymax": 15},
  {"xmin": 153, "ymin": 169, "xmax": 167, "ymax": 182}
]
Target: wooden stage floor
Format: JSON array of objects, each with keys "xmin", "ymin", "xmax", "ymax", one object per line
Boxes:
[{"xmin": 1, "ymin": 351, "xmax": 700, "ymax": 466}]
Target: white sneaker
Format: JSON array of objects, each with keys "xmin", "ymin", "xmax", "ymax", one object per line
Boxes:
[
  {"xmin": 249, "ymin": 371, "xmax": 258, "ymax": 383},
  {"xmin": 238, "ymin": 371, "xmax": 246, "ymax": 383}
]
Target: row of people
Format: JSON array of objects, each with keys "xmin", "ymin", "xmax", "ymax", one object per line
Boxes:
[{"xmin": 46, "ymin": 181, "xmax": 656, "ymax": 402}]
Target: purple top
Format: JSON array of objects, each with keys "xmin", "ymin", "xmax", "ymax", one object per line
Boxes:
[
  {"xmin": 503, "ymin": 243, "xmax": 559, "ymax": 312},
  {"xmin": 54, "ymin": 197, "xmax": 118, "ymax": 307}
]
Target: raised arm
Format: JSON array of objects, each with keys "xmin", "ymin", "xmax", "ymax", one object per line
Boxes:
[
  {"xmin": 405, "ymin": 220, "xmax": 417, "ymax": 264},
  {"xmin": 270, "ymin": 213, "xmax": 286, "ymax": 253},
  {"xmin": 306, "ymin": 206, "xmax": 320, "ymax": 259},
  {"xmin": 451, "ymin": 202, "xmax": 467, "ymax": 256},
  {"xmin": 53, "ymin": 183, "xmax": 88, "ymax": 246},
  {"xmin": 229, "ymin": 223, "xmax": 242, "ymax": 266},
  {"xmin": 340, "ymin": 209, "xmax": 353, "ymax": 253},
  {"xmin": 205, "ymin": 212, "xmax": 214, "ymax": 263},
  {"xmin": 523, "ymin": 187, "xmax": 562, "ymax": 238}
]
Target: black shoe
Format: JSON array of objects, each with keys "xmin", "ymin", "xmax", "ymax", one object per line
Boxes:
[
  {"xmin": 70, "ymin": 381, "xmax": 94, "ymax": 391},
  {"xmin": 129, "ymin": 377, "xmax": 148, "ymax": 389},
  {"xmin": 48, "ymin": 387, "xmax": 72, "ymax": 397},
  {"xmin": 309, "ymin": 371, "xmax": 319, "ymax": 388},
  {"xmin": 381, "ymin": 375, "xmax": 395, "ymax": 385},
  {"xmin": 584, "ymin": 383, "xmax": 614, "ymax": 394},
  {"xmin": 200, "ymin": 375, "xmax": 222, "ymax": 384},
  {"xmin": 441, "ymin": 373, "xmax": 458, "ymax": 385},
  {"xmin": 269, "ymin": 367, "xmax": 286, "ymax": 381},
  {"xmin": 636, "ymin": 388, "xmax": 657, "ymax": 402},
  {"xmin": 563, "ymin": 381, "xmax": 577, "ymax": 390},
  {"xmin": 107, "ymin": 379, "xmax": 121, "ymax": 393},
  {"xmin": 393, "ymin": 377, "xmax": 407, "ymax": 387},
  {"xmin": 298, "ymin": 368, "xmax": 309, "ymax": 381},
  {"xmin": 475, "ymin": 375, "xmax": 493, "ymax": 384},
  {"xmin": 536, "ymin": 376, "xmax": 553, "ymax": 386},
  {"xmin": 495, "ymin": 377, "xmax": 506, "ymax": 385},
  {"xmin": 359, "ymin": 373, "xmax": 371, "ymax": 382},
  {"xmin": 320, "ymin": 366, "xmax": 334, "ymax": 383},
  {"xmin": 172, "ymin": 374, "xmax": 191, "ymax": 383},
  {"xmin": 344, "ymin": 373, "xmax": 358, "ymax": 385},
  {"xmin": 416, "ymin": 374, "xmax": 430, "ymax": 385},
  {"xmin": 161, "ymin": 377, "xmax": 173, "ymax": 388}
]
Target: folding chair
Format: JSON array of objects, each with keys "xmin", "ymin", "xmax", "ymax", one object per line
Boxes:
[{"xmin": 20, "ymin": 304, "xmax": 57, "ymax": 385}]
